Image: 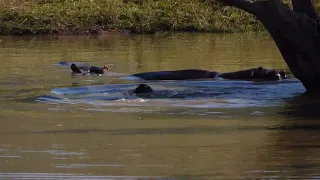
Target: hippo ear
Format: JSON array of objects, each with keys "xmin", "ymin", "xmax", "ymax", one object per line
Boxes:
[{"xmin": 258, "ymin": 67, "xmax": 263, "ymax": 71}]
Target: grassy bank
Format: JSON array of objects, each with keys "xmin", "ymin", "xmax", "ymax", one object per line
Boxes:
[{"xmin": 0, "ymin": 0, "xmax": 319, "ymax": 35}]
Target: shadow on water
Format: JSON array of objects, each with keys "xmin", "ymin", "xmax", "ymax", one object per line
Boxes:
[
  {"xmin": 268, "ymin": 93, "xmax": 320, "ymax": 136},
  {"xmin": 279, "ymin": 93, "xmax": 320, "ymax": 120},
  {"xmin": 244, "ymin": 93, "xmax": 320, "ymax": 178}
]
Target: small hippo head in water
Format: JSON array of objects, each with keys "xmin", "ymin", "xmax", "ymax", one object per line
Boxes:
[
  {"xmin": 133, "ymin": 84, "xmax": 154, "ymax": 94},
  {"xmin": 254, "ymin": 67, "xmax": 287, "ymax": 80},
  {"xmin": 89, "ymin": 65, "xmax": 109, "ymax": 75},
  {"xmin": 279, "ymin": 70, "xmax": 287, "ymax": 79}
]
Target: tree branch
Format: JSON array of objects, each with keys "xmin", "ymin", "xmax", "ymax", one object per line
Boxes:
[
  {"xmin": 216, "ymin": 0, "xmax": 260, "ymax": 15},
  {"xmin": 292, "ymin": 0, "xmax": 318, "ymax": 18}
]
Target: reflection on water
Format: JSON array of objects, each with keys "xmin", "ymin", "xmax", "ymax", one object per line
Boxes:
[
  {"xmin": 1, "ymin": 33, "xmax": 320, "ymax": 179},
  {"xmin": 280, "ymin": 93, "xmax": 320, "ymax": 120}
]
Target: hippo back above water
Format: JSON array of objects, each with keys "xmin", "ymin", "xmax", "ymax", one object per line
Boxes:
[
  {"xmin": 131, "ymin": 67, "xmax": 287, "ymax": 81},
  {"xmin": 132, "ymin": 69, "xmax": 220, "ymax": 80}
]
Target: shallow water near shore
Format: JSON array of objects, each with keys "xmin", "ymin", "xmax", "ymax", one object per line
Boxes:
[{"xmin": 1, "ymin": 33, "xmax": 320, "ymax": 179}]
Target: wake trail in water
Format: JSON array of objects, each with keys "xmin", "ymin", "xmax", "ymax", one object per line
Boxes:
[{"xmin": 36, "ymin": 79, "xmax": 303, "ymax": 111}]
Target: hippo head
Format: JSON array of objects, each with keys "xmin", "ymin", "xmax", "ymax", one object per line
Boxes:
[
  {"xmin": 265, "ymin": 70, "xmax": 282, "ymax": 80},
  {"xmin": 89, "ymin": 65, "xmax": 110, "ymax": 75},
  {"xmin": 254, "ymin": 67, "xmax": 287, "ymax": 80},
  {"xmin": 279, "ymin": 70, "xmax": 287, "ymax": 79},
  {"xmin": 133, "ymin": 84, "xmax": 154, "ymax": 94},
  {"xmin": 103, "ymin": 65, "xmax": 109, "ymax": 73}
]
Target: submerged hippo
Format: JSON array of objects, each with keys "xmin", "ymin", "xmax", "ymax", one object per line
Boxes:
[
  {"xmin": 131, "ymin": 67, "xmax": 287, "ymax": 81},
  {"xmin": 132, "ymin": 84, "xmax": 154, "ymax": 94},
  {"xmin": 58, "ymin": 62, "xmax": 109, "ymax": 75},
  {"xmin": 126, "ymin": 84, "xmax": 154, "ymax": 97}
]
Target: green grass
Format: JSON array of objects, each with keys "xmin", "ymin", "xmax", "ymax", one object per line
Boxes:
[{"xmin": 0, "ymin": 0, "xmax": 318, "ymax": 35}]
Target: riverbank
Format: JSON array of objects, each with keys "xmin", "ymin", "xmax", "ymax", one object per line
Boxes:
[{"xmin": 0, "ymin": 0, "xmax": 318, "ymax": 35}]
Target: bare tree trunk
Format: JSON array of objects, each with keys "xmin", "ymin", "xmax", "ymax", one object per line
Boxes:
[{"xmin": 216, "ymin": 0, "xmax": 320, "ymax": 93}]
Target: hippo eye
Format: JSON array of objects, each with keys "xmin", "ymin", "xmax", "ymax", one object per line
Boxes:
[{"xmin": 103, "ymin": 65, "xmax": 109, "ymax": 70}]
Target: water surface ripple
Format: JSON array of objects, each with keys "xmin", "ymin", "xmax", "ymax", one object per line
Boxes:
[{"xmin": 36, "ymin": 79, "xmax": 303, "ymax": 116}]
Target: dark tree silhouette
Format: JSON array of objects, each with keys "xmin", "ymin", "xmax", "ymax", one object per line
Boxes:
[{"xmin": 216, "ymin": 0, "xmax": 320, "ymax": 93}]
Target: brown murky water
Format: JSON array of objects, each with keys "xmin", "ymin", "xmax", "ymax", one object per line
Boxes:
[{"xmin": 1, "ymin": 33, "xmax": 320, "ymax": 179}]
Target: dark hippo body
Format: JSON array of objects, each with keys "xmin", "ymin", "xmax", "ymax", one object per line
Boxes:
[
  {"xmin": 71, "ymin": 63, "xmax": 109, "ymax": 75},
  {"xmin": 58, "ymin": 62, "xmax": 109, "ymax": 75},
  {"xmin": 131, "ymin": 67, "xmax": 287, "ymax": 81},
  {"xmin": 126, "ymin": 84, "xmax": 154, "ymax": 98},
  {"xmin": 58, "ymin": 62, "xmax": 85, "ymax": 67},
  {"xmin": 132, "ymin": 69, "xmax": 220, "ymax": 80}
]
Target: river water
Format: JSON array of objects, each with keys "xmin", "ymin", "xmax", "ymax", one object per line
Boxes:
[{"xmin": 1, "ymin": 33, "xmax": 320, "ymax": 179}]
